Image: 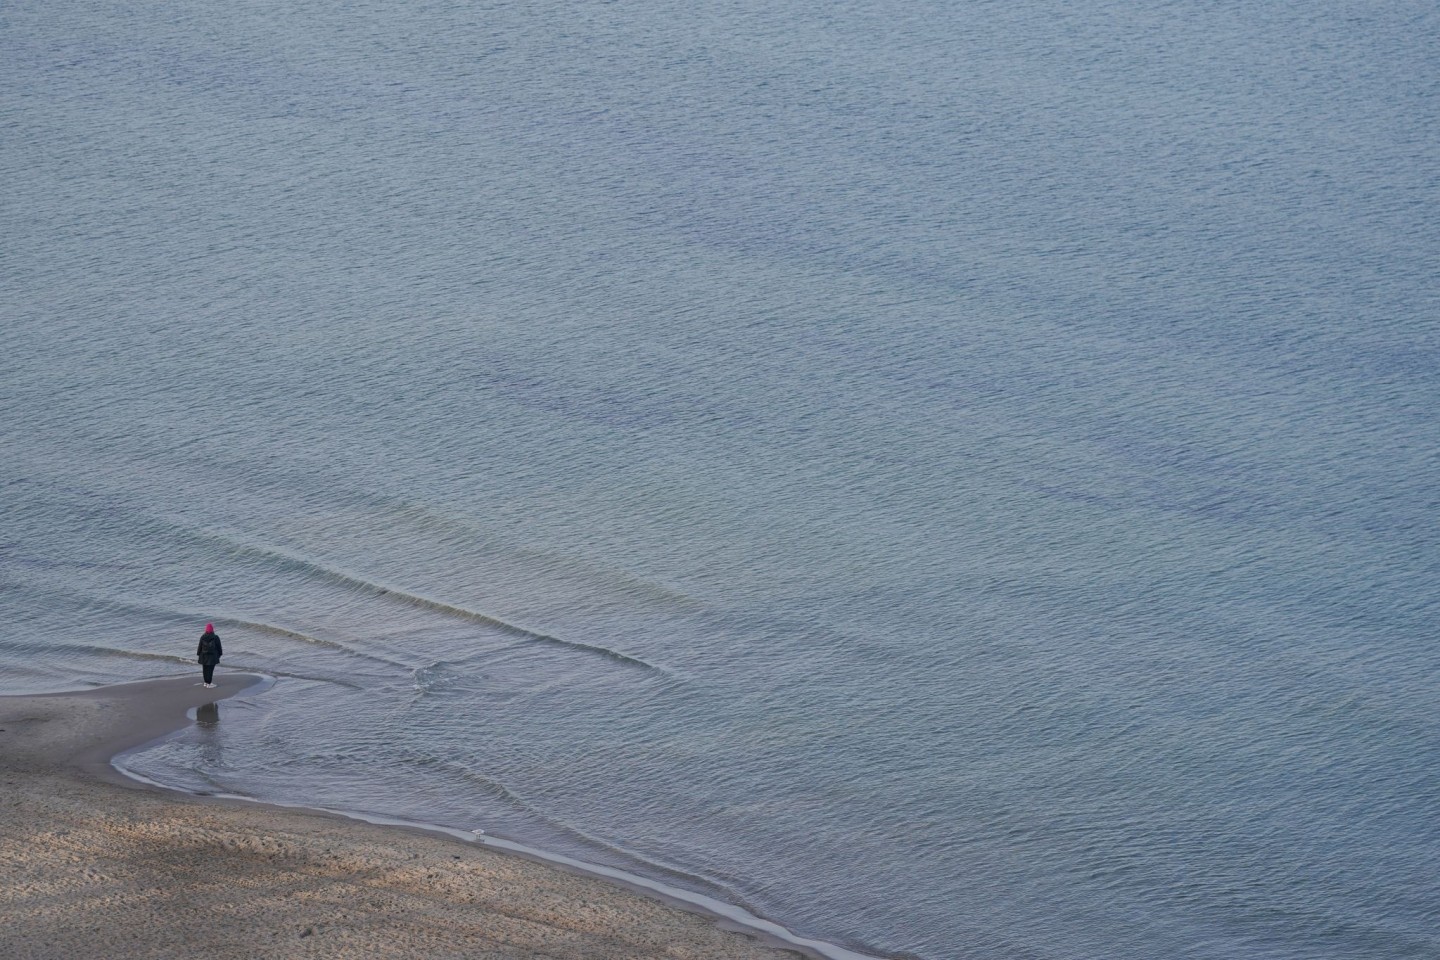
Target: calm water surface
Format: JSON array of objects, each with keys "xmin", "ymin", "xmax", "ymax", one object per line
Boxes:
[{"xmin": 3, "ymin": 1, "xmax": 1438, "ymax": 957}]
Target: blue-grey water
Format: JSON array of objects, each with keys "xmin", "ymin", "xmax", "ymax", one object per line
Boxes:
[{"xmin": 3, "ymin": 1, "xmax": 1438, "ymax": 957}]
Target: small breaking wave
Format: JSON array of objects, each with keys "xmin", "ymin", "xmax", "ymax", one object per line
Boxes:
[
  {"xmin": 7, "ymin": 580, "xmax": 413, "ymax": 673},
  {"xmin": 73, "ymin": 643, "xmax": 194, "ymax": 666},
  {"xmin": 411, "ymin": 660, "xmax": 463, "ymax": 694},
  {"xmin": 208, "ymin": 615, "xmax": 413, "ymax": 672},
  {"xmin": 192, "ymin": 528, "xmax": 672, "ymax": 677}
]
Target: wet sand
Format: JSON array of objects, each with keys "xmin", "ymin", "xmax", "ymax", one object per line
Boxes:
[{"xmin": 0, "ymin": 674, "xmax": 807, "ymax": 960}]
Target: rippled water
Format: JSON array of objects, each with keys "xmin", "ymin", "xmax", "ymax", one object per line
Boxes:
[{"xmin": 4, "ymin": 1, "xmax": 1439, "ymax": 957}]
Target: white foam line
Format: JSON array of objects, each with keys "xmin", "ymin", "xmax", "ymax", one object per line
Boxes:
[{"xmin": 112, "ymin": 758, "xmax": 884, "ymax": 960}]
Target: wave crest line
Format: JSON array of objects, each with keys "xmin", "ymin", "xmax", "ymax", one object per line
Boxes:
[{"xmin": 196, "ymin": 530, "xmax": 669, "ymax": 675}]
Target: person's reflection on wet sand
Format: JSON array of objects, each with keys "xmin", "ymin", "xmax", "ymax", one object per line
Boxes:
[{"xmin": 195, "ymin": 701, "xmax": 223, "ymax": 772}]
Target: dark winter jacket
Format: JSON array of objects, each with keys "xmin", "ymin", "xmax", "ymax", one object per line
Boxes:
[{"xmin": 197, "ymin": 630, "xmax": 223, "ymax": 666}]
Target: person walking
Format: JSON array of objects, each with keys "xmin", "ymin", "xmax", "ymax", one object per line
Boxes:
[{"xmin": 197, "ymin": 623, "xmax": 223, "ymax": 688}]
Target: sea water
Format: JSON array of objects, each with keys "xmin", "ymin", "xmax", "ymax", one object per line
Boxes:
[{"xmin": 3, "ymin": 0, "xmax": 1438, "ymax": 957}]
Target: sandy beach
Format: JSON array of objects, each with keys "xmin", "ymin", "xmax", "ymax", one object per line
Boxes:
[{"xmin": 0, "ymin": 675, "xmax": 807, "ymax": 960}]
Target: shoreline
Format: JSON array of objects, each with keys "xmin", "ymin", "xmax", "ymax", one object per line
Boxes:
[{"xmin": 0, "ymin": 673, "xmax": 879, "ymax": 960}]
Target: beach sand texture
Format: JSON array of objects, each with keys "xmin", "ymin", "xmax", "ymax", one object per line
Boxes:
[{"xmin": 0, "ymin": 677, "xmax": 804, "ymax": 960}]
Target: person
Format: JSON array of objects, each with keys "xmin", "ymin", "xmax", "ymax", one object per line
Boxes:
[{"xmin": 197, "ymin": 623, "xmax": 223, "ymax": 688}]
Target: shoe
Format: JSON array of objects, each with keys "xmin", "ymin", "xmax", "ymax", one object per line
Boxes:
[{"xmin": 204, "ymin": 682, "xmax": 215, "ymax": 688}]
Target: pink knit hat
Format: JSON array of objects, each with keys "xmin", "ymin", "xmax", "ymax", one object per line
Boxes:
[{"xmin": 205, "ymin": 623, "xmax": 214, "ymax": 632}]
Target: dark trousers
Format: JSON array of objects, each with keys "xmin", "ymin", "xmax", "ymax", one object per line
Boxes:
[{"xmin": 202, "ymin": 662, "xmax": 216, "ymax": 684}]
